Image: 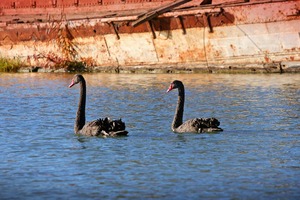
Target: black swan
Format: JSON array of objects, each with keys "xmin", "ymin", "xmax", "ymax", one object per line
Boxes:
[
  {"xmin": 69, "ymin": 74, "xmax": 128, "ymax": 136},
  {"xmin": 166, "ymin": 80, "xmax": 223, "ymax": 133}
]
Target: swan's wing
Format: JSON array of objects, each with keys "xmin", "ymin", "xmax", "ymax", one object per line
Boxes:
[
  {"xmin": 195, "ymin": 118, "xmax": 220, "ymax": 128},
  {"xmin": 80, "ymin": 118, "xmax": 108, "ymax": 136},
  {"xmin": 106, "ymin": 118, "xmax": 126, "ymax": 132},
  {"xmin": 175, "ymin": 119, "xmax": 200, "ymax": 133},
  {"xmin": 176, "ymin": 118, "xmax": 222, "ymax": 133},
  {"xmin": 80, "ymin": 118, "xmax": 128, "ymax": 137},
  {"xmin": 193, "ymin": 118, "xmax": 222, "ymax": 133},
  {"xmin": 105, "ymin": 118, "xmax": 128, "ymax": 136}
]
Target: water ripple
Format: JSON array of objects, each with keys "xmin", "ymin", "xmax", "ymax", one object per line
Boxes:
[{"xmin": 0, "ymin": 73, "xmax": 299, "ymax": 199}]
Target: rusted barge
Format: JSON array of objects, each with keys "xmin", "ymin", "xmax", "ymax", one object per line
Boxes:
[{"xmin": 0, "ymin": 0, "xmax": 299, "ymax": 73}]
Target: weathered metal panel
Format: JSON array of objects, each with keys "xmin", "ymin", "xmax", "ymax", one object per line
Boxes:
[
  {"xmin": 152, "ymin": 28, "xmax": 203, "ymax": 63},
  {"xmin": 105, "ymin": 33, "xmax": 158, "ymax": 65},
  {"xmin": 0, "ymin": 0, "xmax": 299, "ymax": 72},
  {"xmin": 75, "ymin": 36, "xmax": 116, "ymax": 66}
]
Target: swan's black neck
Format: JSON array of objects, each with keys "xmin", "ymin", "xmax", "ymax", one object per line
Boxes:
[
  {"xmin": 75, "ymin": 76, "xmax": 86, "ymax": 133},
  {"xmin": 172, "ymin": 83, "xmax": 184, "ymax": 131}
]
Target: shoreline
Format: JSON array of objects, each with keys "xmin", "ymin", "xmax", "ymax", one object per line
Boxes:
[{"xmin": 14, "ymin": 61, "xmax": 300, "ymax": 73}]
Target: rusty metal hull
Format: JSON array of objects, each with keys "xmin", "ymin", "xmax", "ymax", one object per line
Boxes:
[{"xmin": 0, "ymin": 0, "xmax": 299, "ymax": 73}]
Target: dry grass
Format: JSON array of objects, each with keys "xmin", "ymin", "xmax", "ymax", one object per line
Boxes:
[{"xmin": 39, "ymin": 18, "xmax": 93, "ymax": 72}]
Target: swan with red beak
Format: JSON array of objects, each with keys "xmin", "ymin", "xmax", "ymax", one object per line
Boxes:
[
  {"xmin": 166, "ymin": 80, "xmax": 223, "ymax": 133},
  {"xmin": 69, "ymin": 74, "xmax": 128, "ymax": 137}
]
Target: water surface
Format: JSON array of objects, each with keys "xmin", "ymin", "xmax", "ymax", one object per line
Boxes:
[{"xmin": 0, "ymin": 73, "xmax": 299, "ymax": 199}]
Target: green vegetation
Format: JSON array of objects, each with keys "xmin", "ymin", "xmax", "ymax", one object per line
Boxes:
[
  {"xmin": 65, "ymin": 61, "xmax": 87, "ymax": 72},
  {"xmin": 0, "ymin": 57, "xmax": 24, "ymax": 72}
]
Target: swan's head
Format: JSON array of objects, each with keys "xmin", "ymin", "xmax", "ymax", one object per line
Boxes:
[
  {"xmin": 166, "ymin": 80, "xmax": 183, "ymax": 92},
  {"xmin": 69, "ymin": 74, "xmax": 83, "ymax": 88}
]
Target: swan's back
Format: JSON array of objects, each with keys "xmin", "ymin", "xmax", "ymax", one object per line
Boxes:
[
  {"xmin": 174, "ymin": 118, "xmax": 223, "ymax": 133},
  {"xmin": 78, "ymin": 118, "xmax": 128, "ymax": 136}
]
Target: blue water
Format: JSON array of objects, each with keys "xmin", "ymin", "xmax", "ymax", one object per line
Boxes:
[{"xmin": 0, "ymin": 73, "xmax": 299, "ymax": 199}]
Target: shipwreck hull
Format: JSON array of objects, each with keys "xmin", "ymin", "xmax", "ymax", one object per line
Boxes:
[{"xmin": 0, "ymin": 0, "xmax": 299, "ymax": 73}]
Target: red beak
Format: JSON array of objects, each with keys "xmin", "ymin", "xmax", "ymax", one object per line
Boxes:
[
  {"xmin": 69, "ymin": 80, "xmax": 75, "ymax": 88},
  {"xmin": 166, "ymin": 84, "xmax": 173, "ymax": 93}
]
